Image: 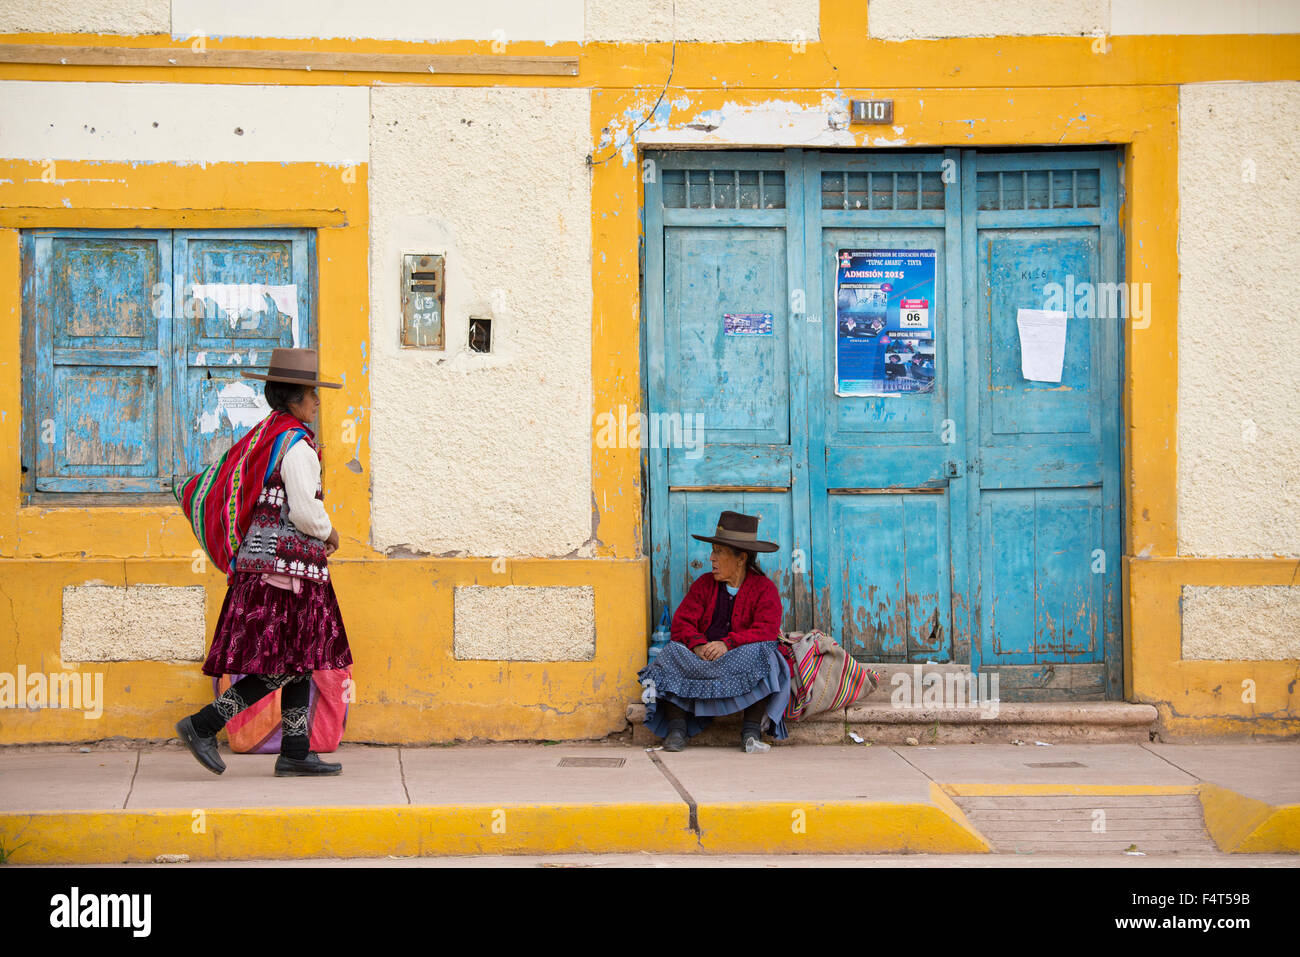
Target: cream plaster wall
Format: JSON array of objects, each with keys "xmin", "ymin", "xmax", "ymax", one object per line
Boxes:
[
  {"xmin": 867, "ymin": 0, "xmax": 1106, "ymax": 39},
  {"xmin": 61, "ymin": 585, "xmax": 206, "ymax": 661},
  {"xmin": 0, "ymin": 0, "xmax": 169, "ymax": 34},
  {"xmin": 1181, "ymin": 586, "xmax": 1300, "ymax": 660},
  {"xmin": 586, "ymin": 0, "xmax": 820, "ymax": 42},
  {"xmin": 453, "ymin": 585, "xmax": 596, "ymax": 660},
  {"xmin": 1111, "ymin": 0, "xmax": 1300, "ymax": 35},
  {"xmin": 1177, "ymin": 82, "xmax": 1300, "ymax": 557},
  {"xmin": 170, "ymin": 0, "xmax": 583, "ymax": 42},
  {"xmin": 0, "ymin": 81, "xmax": 369, "ymax": 163},
  {"xmin": 368, "ymin": 87, "xmax": 594, "ymax": 557}
]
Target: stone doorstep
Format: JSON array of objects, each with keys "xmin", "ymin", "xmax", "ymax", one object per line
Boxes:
[{"xmin": 626, "ymin": 701, "xmax": 1160, "ymax": 747}]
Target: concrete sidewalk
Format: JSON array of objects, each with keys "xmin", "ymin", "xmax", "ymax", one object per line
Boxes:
[{"xmin": 0, "ymin": 741, "xmax": 1296, "ymax": 863}]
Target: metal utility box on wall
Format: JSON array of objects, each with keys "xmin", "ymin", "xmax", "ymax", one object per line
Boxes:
[{"xmin": 400, "ymin": 253, "xmax": 445, "ymax": 349}]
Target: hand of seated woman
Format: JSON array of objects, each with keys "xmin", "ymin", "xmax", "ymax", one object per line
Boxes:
[{"xmin": 694, "ymin": 640, "xmax": 728, "ymax": 661}]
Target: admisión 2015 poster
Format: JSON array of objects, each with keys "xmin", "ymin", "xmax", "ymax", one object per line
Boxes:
[{"xmin": 835, "ymin": 248, "xmax": 937, "ymax": 396}]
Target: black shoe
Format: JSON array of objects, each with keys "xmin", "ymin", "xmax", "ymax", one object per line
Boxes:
[
  {"xmin": 663, "ymin": 727, "xmax": 687, "ymax": 752},
  {"xmin": 176, "ymin": 716, "xmax": 226, "ymax": 775},
  {"xmin": 274, "ymin": 752, "xmax": 343, "ymax": 776}
]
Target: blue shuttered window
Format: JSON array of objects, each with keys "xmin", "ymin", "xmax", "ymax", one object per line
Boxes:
[{"xmin": 22, "ymin": 228, "xmax": 314, "ymax": 500}]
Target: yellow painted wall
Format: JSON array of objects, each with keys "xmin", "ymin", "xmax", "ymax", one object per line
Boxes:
[{"xmin": 0, "ymin": 6, "xmax": 1298, "ymax": 741}]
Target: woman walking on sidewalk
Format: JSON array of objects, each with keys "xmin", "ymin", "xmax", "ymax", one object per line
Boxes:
[{"xmin": 174, "ymin": 348, "xmax": 353, "ymax": 777}]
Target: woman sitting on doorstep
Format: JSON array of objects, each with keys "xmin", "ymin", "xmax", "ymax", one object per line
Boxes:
[{"xmin": 638, "ymin": 510, "xmax": 791, "ymax": 752}]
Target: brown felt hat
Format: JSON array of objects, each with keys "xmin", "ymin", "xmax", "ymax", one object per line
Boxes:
[
  {"xmin": 691, "ymin": 510, "xmax": 780, "ymax": 553},
  {"xmin": 242, "ymin": 348, "xmax": 342, "ymax": 389}
]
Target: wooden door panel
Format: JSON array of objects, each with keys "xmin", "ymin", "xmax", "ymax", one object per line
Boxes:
[
  {"xmin": 664, "ymin": 227, "xmax": 789, "ymax": 446},
  {"xmin": 51, "ymin": 365, "xmax": 158, "ymax": 476},
  {"xmin": 48, "ymin": 236, "xmax": 159, "ymax": 346},
  {"xmin": 807, "ymin": 152, "xmax": 963, "ymax": 663},
  {"xmin": 647, "ymin": 152, "xmax": 809, "ymax": 631},
  {"xmin": 982, "ymin": 232, "xmax": 1098, "ymax": 439},
  {"xmin": 183, "ymin": 236, "xmax": 299, "ymax": 347},
  {"xmin": 966, "ymin": 151, "xmax": 1121, "ymax": 689},
  {"xmin": 980, "ymin": 488, "xmax": 1103, "ymax": 663},
  {"xmin": 829, "ymin": 492, "xmax": 951, "ymax": 661}
]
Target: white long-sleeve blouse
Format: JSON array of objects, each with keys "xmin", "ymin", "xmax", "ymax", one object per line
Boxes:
[{"xmin": 280, "ymin": 439, "xmax": 333, "ymax": 541}]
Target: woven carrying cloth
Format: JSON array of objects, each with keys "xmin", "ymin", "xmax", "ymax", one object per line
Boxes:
[
  {"xmin": 638, "ymin": 639, "xmax": 792, "ymax": 740},
  {"xmin": 781, "ymin": 630, "xmax": 880, "ymax": 721},
  {"xmin": 174, "ymin": 410, "xmax": 314, "ymax": 578}
]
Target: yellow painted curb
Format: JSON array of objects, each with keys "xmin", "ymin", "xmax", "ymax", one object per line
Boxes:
[
  {"xmin": 1237, "ymin": 806, "xmax": 1300, "ymax": 853},
  {"xmin": 941, "ymin": 783, "xmax": 1199, "ymax": 797},
  {"xmin": 927, "ymin": 781, "xmax": 994, "ymax": 852},
  {"xmin": 0, "ymin": 804, "xmax": 697, "ymax": 864},
  {"xmin": 936, "ymin": 782, "xmax": 1299, "ymax": 854},
  {"xmin": 696, "ymin": 799, "xmax": 991, "ymax": 854},
  {"xmin": 1200, "ymin": 784, "xmax": 1300, "ymax": 854},
  {"xmin": 11, "ymin": 786, "xmax": 1290, "ymax": 860}
]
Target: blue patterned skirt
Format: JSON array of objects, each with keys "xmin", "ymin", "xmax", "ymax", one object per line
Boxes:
[{"xmin": 638, "ymin": 640, "xmax": 792, "ymax": 740}]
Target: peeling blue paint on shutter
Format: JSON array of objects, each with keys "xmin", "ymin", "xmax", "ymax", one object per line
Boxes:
[
  {"xmin": 173, "ymin": 230, "xmax": 314, "ymax": 473},
  {"xmin": 22, "ymin": 228, "xmax": 314, "ymax": 496},
  {"xmin": 25, "ymin": 230, "xmax": 174, "ymax": 493}
]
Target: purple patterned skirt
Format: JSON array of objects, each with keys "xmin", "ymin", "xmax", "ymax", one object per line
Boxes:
[{"xmin": 201, "ymin": 571, "xmax": 352, "ymax": 677}]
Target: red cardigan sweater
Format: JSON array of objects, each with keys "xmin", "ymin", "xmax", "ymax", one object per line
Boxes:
[{"xmin": 671, "ymin": 570, "xmax": 788, "ymax": 672}]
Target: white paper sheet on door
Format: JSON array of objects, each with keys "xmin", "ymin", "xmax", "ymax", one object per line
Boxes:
[{"xmin": 1016, "ymin": 308, "xmax": 1068, "ymax": 382}]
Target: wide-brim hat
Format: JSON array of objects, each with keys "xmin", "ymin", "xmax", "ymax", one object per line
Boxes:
[
  {"xmin": 242, "ymin": 347, "xmax": 342, "ymax": 389},
  {"xmin": 691, "ymin": 510, "xmax": 780, "ymax": 553}
]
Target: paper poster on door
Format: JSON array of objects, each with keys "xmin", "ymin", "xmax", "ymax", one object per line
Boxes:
[
  {"xmin": 1016, "ymin": 308, "xmax": 1068, "ymax": 382},
  {"xmin": 835, "ymin": 249, "xmax": 937, "ymax": 396}
]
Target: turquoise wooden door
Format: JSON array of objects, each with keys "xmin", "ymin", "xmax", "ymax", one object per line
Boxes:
[
  {"xmin": 803, "ymin": 152, "xmax": 965, "ymax": 663},
  {"xmin": 962, "ymin": 151, "xmax": 1123, "ymax": 699},
  {"xmin": 644, "ymin": 148, "xmax": 1122, "ymax": 697},
  {"xmin": 644, "ymin": 151, "xmax": 811, "ymax": 631}
]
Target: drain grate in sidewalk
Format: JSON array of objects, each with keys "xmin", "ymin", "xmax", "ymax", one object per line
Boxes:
[
  {"xmin": 954, "ymin": 793, "xmax": 1219, "ymax": 855},
  {"xmin": 556, "ymin": 757, "xmax": 626, "ymax": 768}
]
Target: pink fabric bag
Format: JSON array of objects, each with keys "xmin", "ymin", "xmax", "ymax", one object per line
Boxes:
[{"xmin": 212, "ymin": 668, "xmax": 351, "ymax": 754}]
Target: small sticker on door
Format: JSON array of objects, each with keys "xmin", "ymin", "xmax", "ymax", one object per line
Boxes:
[{"xmin": 724, "ymin": 312, "xmax": 774, "ymax": 335}]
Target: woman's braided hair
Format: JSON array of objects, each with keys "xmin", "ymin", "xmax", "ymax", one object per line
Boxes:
[{"xmin": 263, "ymin": 380, "xmax": 308, "ymax": 414}]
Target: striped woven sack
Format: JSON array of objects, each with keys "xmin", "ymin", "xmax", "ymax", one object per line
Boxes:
[
  {"xmin": 212, "ymin": 668, "xmax": 351, "ymax": 754},
  {"xmin": 781, "ymin": 631, "xmax": 880, "ymax": 721},
  {"xmin": 173, "ymin": 410, "xmax": 311, "ymax": 577}
]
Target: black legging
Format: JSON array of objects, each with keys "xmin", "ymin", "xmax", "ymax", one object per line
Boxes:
[{"xmin": 189, "ymin": 673, "xmax": 312, "ymax": 760}]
